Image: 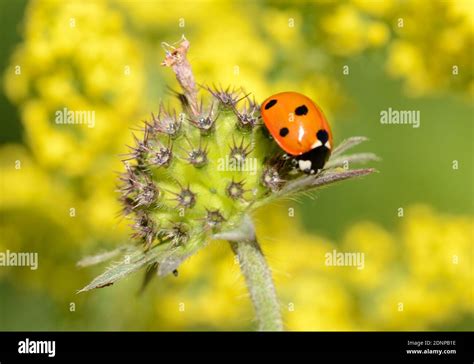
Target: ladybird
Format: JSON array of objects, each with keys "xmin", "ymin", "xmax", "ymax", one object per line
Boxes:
[{"xmin": 260, "ymin": 91, "xmax": 333, "ymax": 174}]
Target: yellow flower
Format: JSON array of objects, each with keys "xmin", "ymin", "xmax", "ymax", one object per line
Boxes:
[
  {"xmin": 261, "ymin": 8, "xmax": 301, "ymax": 47},
  {"xmin": 367, "ymin": 21, "xmax": 390, "ymax": 47},
  {"xmin": 385, "ymin": 0, "xmax": 473, "ymax": 97},
  {"xmin": 351, "ymin": 0, "xmax": 395, "ymax": 17},
  {"xmin": 371, "ymin": 205, "xmax": 473, "ymax": 329},
  {"xmin": 386, "ymin": 40, "xmax": 429, "ymax": 96},
  {"xmin": 340, "ymin": 222, "xmax": 396, "ymax": 289},
  {"xmin": 322, "ymin": 4, "xmax": 368, "ymax": 56},
  {"xmin": 3, "ymin": 0, "xmax": 145, "ymax": 175}
]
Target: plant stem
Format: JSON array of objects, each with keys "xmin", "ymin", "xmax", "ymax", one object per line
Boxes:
[{"xmin": 227, "ymin": 216, "xmax": 283, "ymax": 331}]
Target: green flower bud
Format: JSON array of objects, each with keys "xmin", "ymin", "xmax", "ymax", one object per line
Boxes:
[{"xmin": 120, "ymin": 84, "xmax": 281, "ymax": 249}]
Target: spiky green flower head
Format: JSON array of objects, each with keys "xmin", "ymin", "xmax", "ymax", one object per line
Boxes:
[
  {"xmin": 119, "ymin": 84, "xmax": 280, "ymax": 247},
  {"xmin": 79, "ymin": 37, "xmax": 377, "ymax": 292}
]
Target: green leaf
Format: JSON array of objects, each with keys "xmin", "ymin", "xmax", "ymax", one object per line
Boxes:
[
  {"xmin": 332, "ymin": 136, "xmax": 369, "ymax": 156},
  {"xmin": 279, "ymin": 168, "xmax": 377, "ymax": 196},
  {"xmin": 76, "ymin": 245, "xmax": 134, "ymax": 268},
  {"xmin": 77, "ymin": 247, "xmax": 160, "ymax": 293},
  {"xmin": 77, "ymin": 233, "xmax": 206, "ymax": 293},
  {"xmin": 308, "ymin": 168, "xmax": 378, "ymax": 188},
  {"xmin": 325, "ymin": 152, "xmax": 380, "ymax": 169}
]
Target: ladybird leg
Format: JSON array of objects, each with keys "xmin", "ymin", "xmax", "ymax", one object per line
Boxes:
[{"xmin": 289, "ymin": 167, "xmax": 299, "ymax": 175}]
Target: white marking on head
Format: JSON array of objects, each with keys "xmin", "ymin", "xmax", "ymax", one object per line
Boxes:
[
  {"xmin": 298, "ymin": 160, "xmax": 312, "ymax": 172},
  {"xmin": 311, "ymin": 139, "xmax": 331, "ymax": 150}
]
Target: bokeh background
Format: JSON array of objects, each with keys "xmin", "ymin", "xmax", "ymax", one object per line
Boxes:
[{"xmin": 0, "ymin": 0, "xmax": 472, "ymax": 331}]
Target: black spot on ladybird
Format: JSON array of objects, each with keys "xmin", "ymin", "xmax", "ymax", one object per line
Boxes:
[
  {"xmin": 264, "ymin": 99, "xmax": 278, "ymax": 110},
  {"xmin": 295, "ymin": 105, "xmax": 308, "ymax": 116},
  {"xmin": 279, "ymin": 127, "xmax": 289, "ymax": 137},
  {"xmin": 316, "ymin": 129, "xmax": 329, "ymax": 144}
]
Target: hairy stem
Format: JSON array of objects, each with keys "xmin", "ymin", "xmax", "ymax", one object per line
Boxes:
[{"xmin": 226, "ymin": 216, "xmax": 283, "ymax": 331}]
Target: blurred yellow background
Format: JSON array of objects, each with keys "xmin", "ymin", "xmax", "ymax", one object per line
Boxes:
[{"xmin": 0, "ymin": 0, "xmax": 472, "ymax": 330}]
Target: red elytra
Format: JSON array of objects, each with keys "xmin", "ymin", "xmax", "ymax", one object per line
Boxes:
[
  {"xmin": 261, "ymin": 91, "xmax": 333, "ymax": 155},
  {"xmin": 261, "ymin": 91, "xmax": 333, "ymax": 173}
]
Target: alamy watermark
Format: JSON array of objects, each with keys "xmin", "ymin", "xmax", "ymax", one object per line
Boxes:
[
  {"xmin": 325, "ymin": 249, "xmax": 365, "ymax": 270},
  {"xmin": 0, "ymin": 250, "xmax": 38, "ymax": 270},
  {"xmin": 380, "ymin": 107, "xmax": 420, "ymax": 128},
  {"xmin": 55, "ymin": 107, "xmax": 95, "ymax": 128},
  {"xmin": 18, "ymin": 338, "xmax": 55, "ymax": 357},
  {"xmin": 217, "ymin": 156, "xmax": 257, "ymax": 175}
]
